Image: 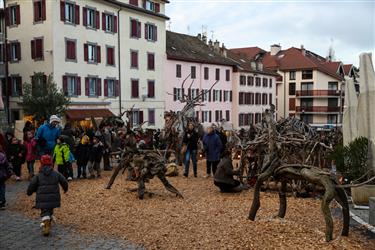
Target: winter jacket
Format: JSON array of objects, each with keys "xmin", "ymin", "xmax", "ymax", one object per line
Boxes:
[
  {"xmin": 216, "ymin": 130, "xmax": 227, "ymax": 152},
  {"xmin": 24, "ymin": 138, "xmax": 38, "ymax": 162},
  {"xmin": 36, "ymin": 124, "xmax": 61, "ymax": 155},
  {"xmin": 0, "ymin": 160, "xmax": 12, "ymax": 183},
  {"xmin": 214, "ymin": 157, "xmax": 239, "ymax": 186},
  {"xmin": 61, "ymin": 128, "xmax": 75, "ymax": 152},
  {"xmin": 88, "ymin": 143, "xmax": 104, "ymax": 163},
  {"xmin": 7, "ymin": 143, "xmax": 26, "ymax": 166},
  {"xmin": 202, "ymin": 132, "xmax": 223, "ymax": 162},
  {"xmin": 75, "ymin": 143, "xmax": 90, "ymax": 166},
  {"xmin": 53, "ymin": 143, "xmax": 70, "ymax": 165},
  {"xmin": 182, "ymin": 129, "xmax": 199, "ymax": 151},
  {"xmin": 27, "ymin": 165, "xmax": 68, "ymax": 209}
]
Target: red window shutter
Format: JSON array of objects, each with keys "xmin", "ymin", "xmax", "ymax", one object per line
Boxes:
[
  {"xmin": 142, "ymin": 0, "xmax": 146, "ymax": 8},
  {"xmin": 66, "ymin": 41, "xmax": 71, "ymax": 59},
  {"xmin": 131, "ymin": 19, "xmax": 137, "ymax": 37},
  {"xmin": 155, "ymin": 3, "xmax": 160, "ymax": 13},
  {"xmin": 5, "ymin": 8, "xmax": 9, "ymax": 26},
  {"xmin": 102, "ymin": 13, "xmax": 106, "ymax": 31},
  {"xmin": 33, "ymin": 1, "xmax": 38, "ymax": 22},
  {"xmin": 137, "ymin": 21, "xmax": 141, "ymax": 38},
  {"xmin": 144, "ymin": 24, "xmax": 148, "ymax": 39},
  {"xmin": 6, "ymin": 43, "xmax": 10, "ymax": 61},
  {"xmin": 131, "ymin": 80, "xmax": 138, "ymax": 98},
  {"xmin": 83, "ymin": 7, "xmax": 87, "ymax": 26},
  {"xmin": 30, "ymin": 40, "xmax": 35, "ymax": 59},
  {"xmin": 17, "ymin": 77, "xmax": 23, "ymax": 96},
  {"xmin": 96, "ymin": 45, "xmax": 101, "ymax": 63},
  {"xmin": 16, "ymin": 42, "xmax": 21, "ymax": 60},
  {"xmin": 74, "ymin": 4, "xmax": 80, "ymax": 25},
  {"xmin": 62, "ymin": 75, "xmax": 67, "ymax": 94},
  {"xmin": 149, "ymin": 110, "xmax": 155, "ymax": 124},
  {"xmin": 130, "ymin": 0, "xmax": 138, "ymax": 6},
  {"xmin": 148, "ymin": 81, "xmax": 154, "ymax": 98},
  {"xmin": 76, "ymin": 76, "xmax": 81, "ymax": 95},
  {"xmin": 42, "ymin": 0, "xmax": 46, "ymax": 20},
  {"xmin": 85, "ymin": 77, "xmax": 89, "ymax": 96},
  {"xmin": 95, "ymin": 11, "xmax": 100, "ymax": 29},
  {"xmin": 115, "ymin": 80, "xmax": 119, "ymax": 96},
  {"xmin": 35, "ymin": 39, "xmax": 43, "ymax": 59},
  {"xmin": 104, "ymin": 79, "xmax": 108, "ymax": 96},
  {"xmin": 107, "ymin": 47, "xmax": 114, "ymax": 65},
  {"xmin": 148, "ymin": 54, "xmax": 154, "ymax": 70},
  {"xmin": 139, "ymin": 111, "xmax": 144, "ymax": 124},
  {"xmin": 84, "ymin": 43, "xmax": 88, "ymax": 61},
  {"xmin": 16, "ymin": 5, "xmax": 20, "ymax": 25},
  {"xmin": 60, "ymin": 1, "xmax": 65, "ymax": 21},
  {"xmin": 97, "ymin": 78, "xmax": 102, "ymax": 96},
  {"xmin": 114, "ymin": 16, "xmax": 117, "ymax": 33}
]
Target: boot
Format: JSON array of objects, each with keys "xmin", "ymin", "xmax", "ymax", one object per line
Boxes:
[{"xmin": 40, "ymin": 216, "xmax": 51, "ymax": 236}]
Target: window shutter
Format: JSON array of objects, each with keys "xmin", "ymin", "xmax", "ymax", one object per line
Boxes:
[
  {"xmin": 139, "ymin": 111, "xmax": 144, "ymax": 124},
  {"xmin": 30, "ymin": 40, "xmax": 35, "ymax": 59},
  {"xmin": 155, "ymin": 26, "xmax": 158, "ymax": 41},
  {"xmin": 209, "ymin": 111, "xmax": 212, "ymax": 123},
  {"xmin": 74, "ymin": 4, "xmax": 80, "ymax": 25},
  {"xmin": 131, "ymin": 19, "xmax": 136, "ymax": 37},
  {"xmin": 142, "ymin": 0, "xmax": 146, "ymax": 8},
  {"xmin": 42, "ymin": 0, "xmax": 46, "ymax": 20},
  {"xmin": 76, "ymin": 76, "xmax": 81, "ymax": 95},
  {"xmin": 115, "ymin": 80, "xmax": 119, "ymax": 96},
  {"xmin": 208, "ymin": 90, "xmax": 211, "ymax": 102},
  {"xmin": 230, "ymin": 91, "xmax": 233, "ymax": 102},
  {"xmin": 188, "ymin": 88, "xmax": 191, "ymax": 99},
  {"xmin": 114, "ymin": 16, "xmax": 117, "ymax": 33},
  {"xmin": 84, "ymin": 43, "xmax": 88, "ymax": 61},
  {"xmin": 96, "ymin": 45, "xmax": 101, "ymax": 63},
  {"xmin": 17, "ymin": 77, "xmax": 23, "ymax": 96},
  {"xmin": 97, "ymin": 78, "xmax": 102, "ymax": 96},
  {"xmin": 6, "ymin": 43, "xmax": 10, "ymax": 61},
  {"xmin": 33, "ymin": 1, "xmax": 38, "ymax": 22},
  {"xmin": 83, "ymin": 7, "xmax": 87, "ymax": 26},
  {"xmin": 173, "ymin": 88, "xmax": 177, "ymax": 101},
  {"xmin": 201, "ymin": 112, "xmax": 204, "ymax": 123},
  {"xmin": 130, "ymin": 0, "xmax": 138, "ymax": 6},
  {"xmin": 16, "ymin": 5, "xmax": 20, "ymax": 25},
  {"xmin": 144, "ymin": 23, "xmax": 148, "ymax": 39},
  {"xmin": 62, "ymin": 75, "xmax": 67, "ymax": 95},
  {"xmin": 60, "ymin": 1, "xmax": 65, "ymax": 21},
  {"xmin": 102, "ymin": 13, "xmax": 106, "ymax": 31},
  {"xmin": 104, "ymin": 79, "xmax": 108, "ymax": 96},
  {"xmin": 137, "ymin": 21, "xmax": 141, "ymax": 38},
  {"xmin": 36, "ymin": 39, "xmax": 43, "ymax": 59},
  {"xmin": 5, "ymin": 8, "xmax": 9, "ymax": 26},
  {"xmin": 85, "ymin": 77, "xmax": 89, "ymax": 96},
  {"xmin": 95, "ymin": 11, "xmax": 100, "ymax": 29},
  {"xmin": 220, "ymin": 90, "xmax": 222, "ymax": 102},
  {"xmin": 155, "ymin": 3, "xmax": 160, "ymax": 12},
  {"xmin": 16, "ymin": 42, "xmax": 21, "ymax": 60},
  {"xmin": 148, "ymin": 81, "xmax": 154, "ymax": 98}
]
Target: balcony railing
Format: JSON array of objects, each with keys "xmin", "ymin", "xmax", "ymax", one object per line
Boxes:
[
  {"xmin": 296, "ymin": 90, "xmax": 342, "ymax": 97},
  {"xmin": 296, "ymin": 106, "xmax": 341, "ymax": 113}
]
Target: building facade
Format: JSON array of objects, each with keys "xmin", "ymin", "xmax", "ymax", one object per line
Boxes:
[{"xmin": 4, "ymin": 0, "xmax": 168, "ymax": 128}]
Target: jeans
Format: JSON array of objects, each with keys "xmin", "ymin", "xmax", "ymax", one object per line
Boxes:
[
  {"xmin": 27, "ymin": 161, "xmax": 35, "ymax": 175},
  {"xmin": 214, "ymin": 180, "xmax": 242, "ymax": 193},
  {"xmin": 88, "ymin": 161, "xmax": 101, "ymax": 177},
  {"xmin": 0, "ymin": 182, "xmax": 5, "ymax": 206},
  {"xmin": 77, "ymin": 164, "xmax": 87, "ymax": 178},
  {"xmin": 13, "ymin": 164, "xmax": 22, "ymax": 177},
  {"xmin": 41, "ymin": 208, "xmax": 54, "ymax": 217},
  {"xmin": 206, "ymin": 160, "xmax": 219, "ymax": 175},
  {"xmin": 184, "ymin": 149, "xmax": 197, "ymax": 176}
]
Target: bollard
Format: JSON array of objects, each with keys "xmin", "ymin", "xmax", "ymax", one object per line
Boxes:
[{"xmin": 370, "ymin": 197, "xmax": 375, "ymax": 226}]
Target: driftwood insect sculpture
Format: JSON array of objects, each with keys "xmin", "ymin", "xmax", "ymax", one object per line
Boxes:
[{"xmin": 247, "ymin": 105, "xmax": 349, "ymax": 242}]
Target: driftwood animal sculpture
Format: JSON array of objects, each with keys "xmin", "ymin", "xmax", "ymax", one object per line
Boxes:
[{"xmin": 247, "ymin": 105, "xmax": 349, "ymax": 242}]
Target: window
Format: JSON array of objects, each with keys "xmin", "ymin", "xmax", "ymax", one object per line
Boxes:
[
  {"xmin": 215, "ymin": 68, "xmax": 220, "ymax": 80},
  {"xmin": 145, "ymin": 23, "xmax": 157, "ymax": 41},
  {"xmin": 8, "ymin": 42, "xmax": 21, "ymax": 62},
  {"xmin": 6, "ymin": 5, "xmax": 20, "ymax": 26},
  {"xmin": 262, "ymin": 78, "xmax": 268, "ymax": 87},
  {"xmin": 226, "ymin": 69, "xmax": 230, "ymax": 81},
  {"xmin": 240, "ymin": 75, "xmax": 246, "ymax": 85},
  {"xmin": 300, "ymin": 98, "xmax": 313, "ymax": 108},
  {"xmin": 130, "ymin": 19, "xmax": 141, "ymax": 38},
  {"xmin": 224, "ymin": 91, "xmax": 230, "ymax": 102},
  {"xmin": 148, "ymin": 80, "xmax": 155, "ymax": 98},
  {"xmin": 85, "ymin": 77, "xmax": 101, "ymax": 97},
  {"xmin": 176, "ymin": 64, "xmax": 181, "ymax": 78},
  {"xmin": 255, "ymin": 77, "xmax": 261, "ymax": 86},
  {"xmin": 302, "ymin": 70, "xmax": 313, "ymax": 80},
  {"xmin": 147, "ymin": 53, "xmax": 155, "ymax": 70},
  {"xmin": 106, "ymin": 47, "xmax": 115, "ymax": 66},
  {"xmin": 203, "ymin": 89, "xmax": 210, "ymax": 102},
  {"xmin": 301, "ymin": 82, "xmax": 313, "ymax": 91},
  {"xmin": 132, "ymin": 110, "xmax": 144, "ymax": 126},
  {"xmin": 145, "ymin": 0, "xmax": 155, "ymax": 11},
  {"xmin": 131, "ymin": 50, "xmax": 138, "ymax": 68},
  {"xmin": 173, "ymin": 88, "xmax": 183, "ymax": 101},
  {"xmin": 327, "ymin": 114, "xmax": 337, "ymax": 124},
  {"xmin": 83, "ymin": 7, "xmax": 99, "ymax": 29},
  {"xmin": 262, "ymin": 93, "xmax": 268, "ymax": 105},
  {"xmin": 255, "ymin": 93, "xmax": 261, "ymax": 105},
  {"xmin": 289, "ymin": 82, "xmax": 296, "ymax": 95},
  {"xmin": 65, "ymin": 39, "xmax": 76, "ymax": 61},
  {"xmin": 33, "ymin": 0, "xmax": 46, "ymax": 22},
  {"xmin": 289, "ymin": 71, "xmax": 296, "ymax": 80},
  {"xmin": 148, "ymin": 109, "xmax": 155, "ymax": 125},
  {"xmin": 328, "ymin": 98, "xmax": 338, "ymax": 107},
  {"xmin": 300, "ymin": 114, "xmax": 313, "ymax": 124},
  {"xmin": 61, "ymin": 1, "xmax": 79, "ymax": 25},
  {"xmin": 191, "ymin": 66, "xmax": 196, "ymax": 79},
  {"xmin": 248, "ymin": 76, "xmax": 254, "ymax": 86},
  {"xmin": 328, "ymin": 82, "xmax": 338, "ymax": 90},
  {"xmin": 131, "ymin": 79, "xmax": 139, "ymax": 98},
  {"xmin": 105, "ymin": 79, "xmax": 115, "ymax": 97},
  {"xmin": 10, "ymin": 76, "xmax": 22, "ymax": 96},
  {"xmin": 269, "ymin": 79, "xmax": 273, "ymax": 88},
  {"xmin": 63, "ymin": 76, "xmax": 78, "ymax": 96},
  {"xmin": 250, "ymin": 92, "xmax": 254, "ymax": 105},
  {"xmin": 31, "ymin": 38, "xmax": 43, "ymax": 60},
  {"xmin": 255, "ymin": 113, "xmax": 262, "ymax": 124},
  {"xmin": 84, "ymin": 43, "xmax": 101, "ymax": 63},
  {"xmin": 102, "ymin": 13, "xmax": 117, "ymax": 33},
  {"xmin": 204, "ymin": 67, "xmax": 209, "ymax": 80}
]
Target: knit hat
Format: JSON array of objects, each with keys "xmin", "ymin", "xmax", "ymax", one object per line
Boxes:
[
  {"xmin": 49, "ymin": 115, "xmax": 61, "ymax": 124},
  {"xmin": 40, "ymin": 155, "xmax": 53, "ymax": 166},
  {"xmin": 0, "ymin": 152, "xmax": 7, "ymax": 164},
  {"xmin": 81, "ymin": 135, "xmax": 90, "ymax": 145}
]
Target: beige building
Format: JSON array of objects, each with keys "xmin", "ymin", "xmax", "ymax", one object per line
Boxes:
[{"xmin": 5, "ymin": 0, "xmax": 168, "ymax": 128}]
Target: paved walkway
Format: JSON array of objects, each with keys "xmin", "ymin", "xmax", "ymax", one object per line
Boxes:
[{"xmin": 0, "ymin": 181, "xmax": 142, "ymax": 250}]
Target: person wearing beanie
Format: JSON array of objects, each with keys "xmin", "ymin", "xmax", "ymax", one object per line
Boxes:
[
  {"xmin": 75, "ymin": 135, "xmax": 90, "ymax": 179},
  {"xmin": 35, "ymin": 115, "xmax": 61, "ymax": 156},
  {"xmin": 0, "ymin": 152, "xmax": 12, "ymax": 209},
  {"xmin": 27, "ymin": 154, "xmax": 68, "ymax": 236},
  {"xmin": 53, "ymin": 136, "xmax": 72, "ymax": 180},
  {"xmin": 87, "ymin": 136, "xmax": 104, "ymax": 179}
]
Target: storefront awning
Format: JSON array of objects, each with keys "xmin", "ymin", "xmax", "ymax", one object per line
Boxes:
[{"xmin": 66, "ymin": 109, "xmax": 115, "ymax": 120}]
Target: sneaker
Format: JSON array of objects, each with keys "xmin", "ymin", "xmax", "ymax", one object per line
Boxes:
[
  {"xmin": 67, "ymin": 177, "xmax": 73, "ymax": 181},
  {"xmin": 183, "ymin": 173, "xmax": 188, "ymax": 178}
]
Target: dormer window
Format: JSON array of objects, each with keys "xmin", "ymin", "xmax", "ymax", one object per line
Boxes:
[{"xmin": 143, "ymin": 0, "xmax": 161, "ymax": 13}]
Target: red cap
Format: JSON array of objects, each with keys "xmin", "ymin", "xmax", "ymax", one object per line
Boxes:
[{"xmin": 40, "ymin": 155, "xmax": 53, "ymax": 166}]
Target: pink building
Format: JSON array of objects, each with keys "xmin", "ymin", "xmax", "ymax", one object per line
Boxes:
[{"xmin": 165, "ymin": 31, "xmax": 236, "ymax": 127}]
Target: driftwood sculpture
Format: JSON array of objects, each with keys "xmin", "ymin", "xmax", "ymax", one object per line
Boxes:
[{"xmin": 247, "ymin": 105, "xmax": 349, "ymax": 242}]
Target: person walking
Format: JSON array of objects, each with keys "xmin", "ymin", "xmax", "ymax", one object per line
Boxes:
[
  {"xmin": 7, "ymin": 137, "xmax": 26, "ymax": 181},
  {"xmin": 102, "ymin": 124, "xmax": 113, "ymax": 171},
  {"xmin": 182, "ymin": 122, "xmax": 199, "ymax": 178},
  {"xmin": 27, "ymin": 154, "xmax": 68, "ymax": 236},
  {"xmin": 87, "ymin": 135, "xmax": 104, "ymax": 179},
  {"xmin": 202, "ymin": 125, "xmax": 223, "ymax": 177},
  {"xmin": 24, "ymin": 131, "xmax": 38, "ymax": 180},
  {"xmin": 75, "ymin": 135, "xmax": 90, "ymax": 179},
  {"xmin": 35, "ymin": 115, "xmax": 61, "ymax": 156},
  {"xmin": 53, "ymin": 136, "xmax": 71, "ymax": 180},
  {"xmin": 0, "ymin": 151, "xmax": 12, "ymax": 209}
]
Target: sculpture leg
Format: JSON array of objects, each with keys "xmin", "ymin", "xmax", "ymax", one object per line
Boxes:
[
  {"xmin": 138, "ymin": 179, "xmax": 145, "ymax": 199},
  {"xmin": 335, "ymin": 187, "xmax": 349, "ymax": 236},
  {"xmin": 278, "ymin": 181, "xmax": 287, "ymax": 218},
  {"xmin": 320, "ymin": 178, "xmax": 336, "ymax": 242},
  {"xmin": 106, "ymin": 164, "xmax": 124, "ymax": 189},
  {"xmin": 157, "ymin": 173, "xmax": 183, "ymax": 198},
  {"xmin": 248, "ymin": 171, "xmax": 272, "ymax": 220}
]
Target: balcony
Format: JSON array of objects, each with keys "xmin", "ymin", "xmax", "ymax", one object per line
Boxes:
[
  {"xmin": 296, "ymin": 90, "xmax": 343, "ymax": 98},
  {"xmin": 296, "ymin": 106, "xmax": 341, "ymax": 113}
]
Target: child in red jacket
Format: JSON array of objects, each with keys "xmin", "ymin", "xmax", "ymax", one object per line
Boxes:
[{"xmin": 24, "ymin": 131, "xmax": 38, "ymax": 180}]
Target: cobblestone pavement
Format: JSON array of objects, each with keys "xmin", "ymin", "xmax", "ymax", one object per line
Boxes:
[{"xmin": 0, "ymin": 181, "xmax": 143, "ymax": 250}]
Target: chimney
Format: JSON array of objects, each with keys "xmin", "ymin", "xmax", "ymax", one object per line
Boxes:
[
  {"xmin": 197, "ymin": 33, "xmax": 202, "ymax": 40},
  {"xmin": 202, "ymin": 35, "xmax": 207, "ymax": 44},
  {"xmin": 270, "ymin": 44, "xmax": 281, "ymax": 56},
  {"xmin": 300, "ymin": 45, "xmax": 306, "ymax": 56},
  {"xmin": 221, "ymin": 43, "xmax": 227, "ymax": 57},
  {"xmin": 214, "ymin": 40, "xmax": 220, "ymax": 52},
  {"xmin": 208, "ymin": 39, "xmax": 213, "ymax": 48}
]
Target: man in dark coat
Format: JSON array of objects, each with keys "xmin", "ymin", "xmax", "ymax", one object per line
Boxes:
[
  {"xmin": 182, "ymin": 122, "xmax": 199, "ymax": 177},
  {"xmin": 202, "ymin": 125, "xmax": 223, "ymax": 177},
  {"xmin": 27, "ymin": 155, "xmax": 68, "ymax": 236},
  {"xmin": 214, "ymin": 152, "xmax": 243, "ymax": 193}
]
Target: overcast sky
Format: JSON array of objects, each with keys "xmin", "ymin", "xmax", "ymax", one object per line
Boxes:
[{"xmin": 166, "ymin": 0, "xmax": 375, "ymax": 66}]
